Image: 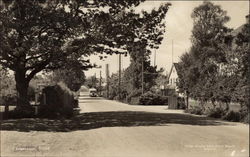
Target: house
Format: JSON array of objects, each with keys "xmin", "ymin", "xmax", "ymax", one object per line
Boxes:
[
  {"xmin": 167, "ymin": 63, "xmax": 181, "ymax": 92},
  {"xmin": 166, "ymin": 63, "xmax": 185, "ymax": 109}
]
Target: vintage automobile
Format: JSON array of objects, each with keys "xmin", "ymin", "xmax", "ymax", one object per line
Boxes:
[{"xmin": 89, "ymin": 88, "xmax": 97, "ymax": 97}]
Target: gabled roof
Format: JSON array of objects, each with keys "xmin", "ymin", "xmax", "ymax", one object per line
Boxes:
[{"xmin": 168, "ymin": 63, "xmax": 181, "ymax": 80}]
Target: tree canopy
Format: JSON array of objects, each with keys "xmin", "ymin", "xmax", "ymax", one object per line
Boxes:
[
  {"xmin": 178, "ymin": 1, "xmax": 249, "ymax": 112},
  {"xmin": 178, "ymin": 1, "xmax": 231, "ymax": 103},
  {"xmin": 0, "ymin": 0, "xmax": 171, "ymax": 109}
]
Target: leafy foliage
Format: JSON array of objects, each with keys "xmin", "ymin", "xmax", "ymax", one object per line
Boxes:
[
  {"xmin": 139, "ymin": 91, "xmax": 167, "ymax": 105},
  {"xmin": 49, "ymin": 66, "xmax": 86, "ymax": 92},
  {"xmin": 85, "ymin": 76, "xmax": 99, "ymax": 89},
  {"xmin": 0, "ymin": 0, "xmax": 170, "ymax": 109},
  {"xmin": 178, "ymin": 2, "xmax": 248, "ymax": 104},
  {"xmin": 38, "ymin": 82, "xmax": 78, "ymax": 118},
  {"xmin": 179, "ymin": 2, "xmax": 249, "ymax": 123},
  {"xmin": 185, "ymin": 106, "xmax": 203, "ymax": 115}
]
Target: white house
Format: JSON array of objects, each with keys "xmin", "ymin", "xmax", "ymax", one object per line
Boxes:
[{"xmin": 167, "ymin": 63, "xmax": 180, "ymax": 90}]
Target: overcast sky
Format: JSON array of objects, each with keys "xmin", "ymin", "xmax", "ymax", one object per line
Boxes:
[{"xmin": 85, "ymin": 0, "xmax": 249, "ymax": 78}]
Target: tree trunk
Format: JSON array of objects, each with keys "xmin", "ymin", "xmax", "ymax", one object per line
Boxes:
[{"xmin": 14, "ymin": 69, "xmax": 31, "ymax": 110}]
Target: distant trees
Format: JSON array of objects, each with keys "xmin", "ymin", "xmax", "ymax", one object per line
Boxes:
[
  {"xmin": 85, "ymin": 76, "xmax": 98, "ymax": 89},
  {"xmin": 120, "ymin": 4, "xmax": 172, "ymax": 100},
  {"xmin": 123, "ymin": 51, "xmax": 160, "ymax": 95}
]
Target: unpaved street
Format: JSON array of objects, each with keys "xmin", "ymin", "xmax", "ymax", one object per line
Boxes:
[{"xmin": 1, "ymin": 94, "xmax": 249, "ymax": 157}]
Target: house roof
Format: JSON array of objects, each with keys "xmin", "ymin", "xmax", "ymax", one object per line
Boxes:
[{"xmin": 168, "ymin": 63, "xmax": 181, "ymax": 81}]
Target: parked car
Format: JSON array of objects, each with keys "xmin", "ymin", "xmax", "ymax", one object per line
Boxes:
[{"xmin": 89, "ymin": 88, "xmax": 97, "ymax": 97}]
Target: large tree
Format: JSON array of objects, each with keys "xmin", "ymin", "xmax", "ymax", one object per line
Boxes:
[
  {"xmin": 0, "ymin": 0, "xmax": 170, "ymax": 110},
  {"xmin": 178, "ymin": 1, "xmax": 230, "ymax": 103}
]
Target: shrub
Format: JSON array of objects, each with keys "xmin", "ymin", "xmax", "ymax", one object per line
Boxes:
[
  {"xmin": 206, "ymin": 107, "xmax": 226, "ymax": 118},
  {"xmin": 185, "ymin": 106, "xmax": 203, "ymax": 115},
  {"xmin": 139, "ymin": 91, "xmax": 167, "ymax": 105},
  {"xmin": 241, "ymin": 114, "xmax": 249, "ymax": 124},
  {"xmin": 0, "ymin": 95, "xmax": 17, "ymax": 106},
  {"xmin": 38, "ymin": 105, "xmax": 74, "ymax": 119},
  {"xmin": 177, "ymin": 97, "xmax": 186, "ymax": 109},
  {"xmin": 239, "ymin": 105, "xmax": 249, "ymax": 123},
  {"xmin": 8, "ymin": 107, "xmax": 35, "ymax": 119},
  {"xmin": 126, "ymin": 89, "xmax": 141, "ymax": 104},
  {"xmin": 222, "ymin": 111, "xmax": 241, "ymax": 122},
  {"xmin": 38, "ymin": 82, "xmax": 78, "ymax": 118},
  {"xmin": 130, "ymin": 96, "xmax": 140, "ymax": 105}
]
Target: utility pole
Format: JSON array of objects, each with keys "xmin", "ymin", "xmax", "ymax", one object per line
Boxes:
[
  {"xmin": 99, "ymin": 70, "xmax": 102, "ymax": 96},
  {"xmin": 118, "ymin": 53, "xmax": 121, "ymax": 100},
  {"xmin": 141, "ymin": 53, "xmax": 144, "ymax": 95},
  {"xmin": 106, "ymin": 64, "xmax": 110, "ymax": 98},
  {"xmin": 94, "ymin": 73, "xmax": 96, "ymax": 88}
]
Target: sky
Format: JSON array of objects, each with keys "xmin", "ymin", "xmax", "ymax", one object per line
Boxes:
[{"xmin": 84, "ymin": 0, "xmax": 249, "ymax": 78}]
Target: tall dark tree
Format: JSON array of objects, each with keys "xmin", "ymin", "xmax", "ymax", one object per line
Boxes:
[
  {"xmin": 232, "ymin": 23, "xmax": 250, "ymax": 110},
  {"xmin": 0, "ymin": 0, "xmax": 171, "ymax": 111},
  {"xmin": 178, "ymin": 1, "xmax": 231, "ymax": 103}
]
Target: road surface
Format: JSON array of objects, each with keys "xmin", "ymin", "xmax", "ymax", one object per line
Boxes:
[{"xmin": 1, "ymin": 94, "xmax": 249, "ymax": 157}]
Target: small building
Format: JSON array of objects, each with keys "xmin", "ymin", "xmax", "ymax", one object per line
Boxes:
[
  {"xmin": 167, "ymin": 63, "xmax": 181, "ymax": 91},
  {"xmin": 166, "ymin": 63, "xmax": 185, "ymax": 109}
]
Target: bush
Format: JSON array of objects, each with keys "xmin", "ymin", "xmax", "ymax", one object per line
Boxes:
[
  {"xmin": 222, "ymin": 111, "xmax": 241, "ymax": 122},
  {"xmin": 38, "ymin": 82, "xmax": 78, "ymax": 118},
  {"xmin": 206, "ymin": 107, "xmax": 226, "ymax": 118},
  {"xmin": 185, "ymin": 106, "xmax": 203, "ymax": 115},
  {"xmin": 38, "ymin": 105, "xmax": 74, "ymax": 119},
  {"xmin": 139, "ymin": 91, "xmax": 167, "ymax": 105},
  {"xmin": 177, "ymin": 97, "xmax": 185, "ymax": 109},
  {"xmin": 241, "ymin": 114, "xmax": 249, "ymax": 124},
  {"xmin": 126, "ymin": 89, "xmax": 141, "ymax": 105},
  {"xmin": 0, "ymin": 95, "xmax": 17, "ymax": 106},
  {"xmin": 239, "ymin": 105, "xmax": 249, "ymax": 123},
  {"xmin": 130, "ymin": 96, "xmax": 140, "ymax": 105},
  {"xmin": 8, "ymin": 107, "xmax": 35, "ymax": 119}
]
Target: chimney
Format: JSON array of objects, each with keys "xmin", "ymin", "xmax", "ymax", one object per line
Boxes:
[{"xmin": 246, "ymin": 14, "xmax": 250, "ymax": 24}]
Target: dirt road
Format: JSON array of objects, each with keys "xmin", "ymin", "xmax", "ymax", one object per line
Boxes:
[{"xmin": 1, "ymin": 94, "xmax": 249, "ymax": 157}]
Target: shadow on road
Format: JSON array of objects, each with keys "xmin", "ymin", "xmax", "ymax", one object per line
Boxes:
[{"xmin": 1, "ymin": 111, "xmax": 232, "ymax": 132}]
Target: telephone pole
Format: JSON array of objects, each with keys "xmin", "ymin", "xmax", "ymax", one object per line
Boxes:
[
  {"xmin": 118, "ymin": 53, "xmax": 121, "ymax": 100},
  {"xmin": 141, "ymin": 47, "xmax": 145, "ymax": 95},
  {"xmin": 99, "ymin": 70, "xmax": 102, "ymax": 96},
  {"xmin": 106, "ymin": 64, "xmax": 110, "ymax": 98}
]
